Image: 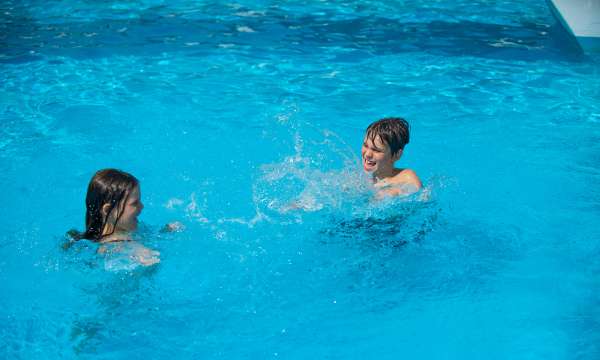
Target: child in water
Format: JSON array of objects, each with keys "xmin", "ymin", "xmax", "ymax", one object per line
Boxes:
[
  {"xmin": 68, "ymin": 168, "xmax": 160, "ymax": 266},
  {"xmin": 283, "ymin": 117, "xmax": 422, "ymax": 212},
  {"xmin": 361, "ymin": 117, "xmax": 422, "ymax": 197}
]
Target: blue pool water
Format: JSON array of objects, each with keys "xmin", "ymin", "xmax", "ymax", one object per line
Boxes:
[{"xmin": 2, "ymin": 0, "xmax": 600, "ymax": 358}]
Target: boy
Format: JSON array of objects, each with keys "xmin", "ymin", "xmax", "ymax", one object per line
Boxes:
[{"xmin": 361, "ymin": 117, "xmax": 422, "ymax": 196}]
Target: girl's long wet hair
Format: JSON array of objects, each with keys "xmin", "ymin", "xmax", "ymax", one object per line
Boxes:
[{"xmin": 68, "ymin": 169, "xmax": 139, "ymax": 242}]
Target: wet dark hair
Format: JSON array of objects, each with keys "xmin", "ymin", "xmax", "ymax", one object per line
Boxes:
[
  {"xmin": 365, "ymin": 117, "xmax": 410, "ymax": 156},
  {"xmin": 68, "ymin": 169, "xmax": 139, "ymax": 242}
]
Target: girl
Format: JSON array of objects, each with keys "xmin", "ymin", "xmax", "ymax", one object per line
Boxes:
[{"xmin": 68, "ymin": 168, "xmax": 160, "ymax": 266}]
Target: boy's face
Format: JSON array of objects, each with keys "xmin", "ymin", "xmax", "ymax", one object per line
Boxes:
[{"xmin": 361, "ymin": 135, "xmax": 400, "ymax": 174}]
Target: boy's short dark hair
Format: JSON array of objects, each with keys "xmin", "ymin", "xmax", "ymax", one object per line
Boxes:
[{"xmin": 365, "ymin": 117, "xmax": 410, "ymax": 156}]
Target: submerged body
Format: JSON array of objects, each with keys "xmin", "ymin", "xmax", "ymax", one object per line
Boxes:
[{"xmin": 98, "ymin": 235, "xmax": 160, "ymax": 268}]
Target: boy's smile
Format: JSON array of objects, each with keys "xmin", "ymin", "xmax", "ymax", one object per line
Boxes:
[{"xmin": 361, "ymin": 135, "xmax": 400, "ymax": 177}]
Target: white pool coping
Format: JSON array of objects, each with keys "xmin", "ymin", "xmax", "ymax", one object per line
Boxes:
[{"xmin": 547, "ymin": 0, "xmax": 600, "ymax": 52}]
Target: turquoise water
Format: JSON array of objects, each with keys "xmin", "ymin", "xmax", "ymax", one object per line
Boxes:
[{"xmin": 1, "ymin": 0, "xmax": 600, "ymax": 358}]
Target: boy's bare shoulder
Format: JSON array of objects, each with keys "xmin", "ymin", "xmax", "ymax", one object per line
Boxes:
[
  {"xmin": 392, "ymin": 168, "xmax": 422, "ymax": 189},
  {"xmin": 374, "ymin": 168, "xmax": 422, "ymax": 197}
]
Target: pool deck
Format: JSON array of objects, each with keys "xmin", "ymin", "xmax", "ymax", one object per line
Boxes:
[{"xmin": 547, "ymin": 0, "xmax": 600, "ymax": 52}]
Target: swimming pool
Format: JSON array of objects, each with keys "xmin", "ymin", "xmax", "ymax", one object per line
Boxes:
[{"xmin": 1, "ymin": 0, "xmax": 599, "ymax": 358}]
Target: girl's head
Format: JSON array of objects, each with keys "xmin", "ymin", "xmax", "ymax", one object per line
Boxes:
[{"xmin": 82, "ymin": 169, "xmax": 143, "ymax": 241}]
